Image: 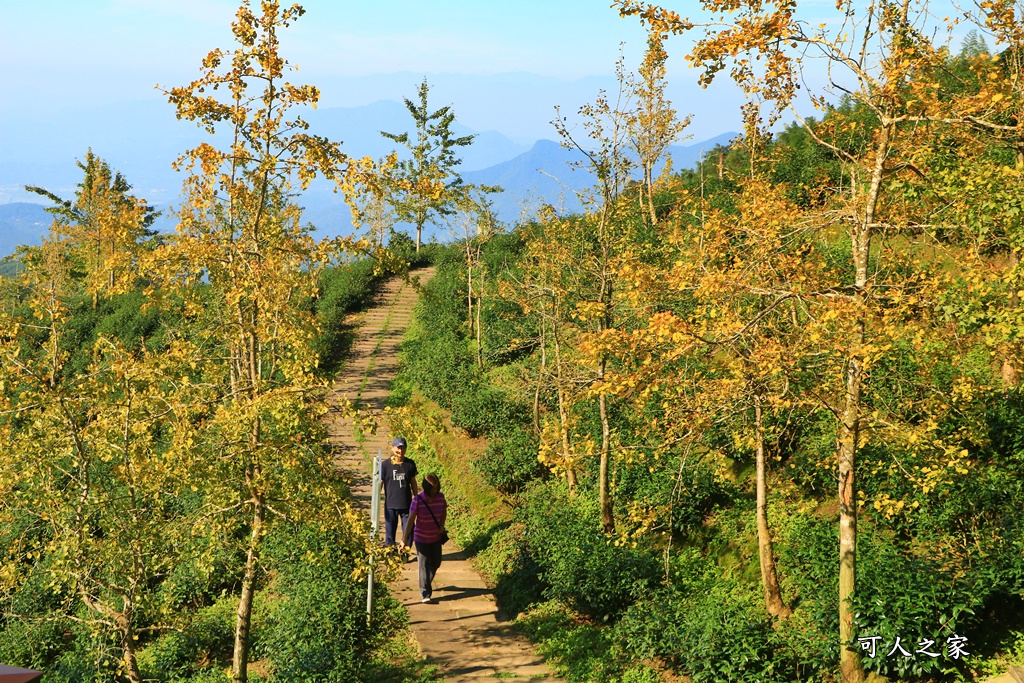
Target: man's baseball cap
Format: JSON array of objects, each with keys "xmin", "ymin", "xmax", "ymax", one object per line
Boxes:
[{"xmin": 391, "ymin": 437, "xmax": 407, "ymax": 448}]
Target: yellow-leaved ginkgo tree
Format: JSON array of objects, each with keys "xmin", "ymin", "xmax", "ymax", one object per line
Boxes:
[{"xmin": 156, "ymin": 2, "xmax": 366, "ymax": 681}]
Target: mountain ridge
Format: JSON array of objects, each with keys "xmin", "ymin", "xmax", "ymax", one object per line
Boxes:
[{"xmin": 0, "ymin": 103, "xmax": 736, "ymax": 257}]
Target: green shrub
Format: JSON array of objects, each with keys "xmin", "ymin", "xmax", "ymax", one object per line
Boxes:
[
  {"xmin": 415, "ymin": 250, "xmax": 469, "ymax": 338},
  {"xmin": 450, "ymin": 388, "xmax": 531, "ymax": 438},
  {"xmin": 402, "ymin": 331, "xmax": 477, "ymax": 411},
  {"xmin": 386, "ymin": 231, "xmax": 417, "ymax": 266},
  {"xmin": 314, "ymin": 258, "xmax": 383, "ymax": 370},
  {"xmin": 777, "ymin": 513, "xmax": 839, "ymax": 641},
  {"xmin": 93, "ymin": 289, "xmax": 166, "ymax": 350},
  {"xmin": 475, "ymin": 522, "xmax": 545, "ymax": 618},
  {"xmin": 137, "ymin": 595, "xmax": 237, "ymax": 681},
  {"xmin": 259, "ymin": 521, "xmax": 405, "ymax": 682},
  {"xmin": 474, "ymin": 426, "xmax": 546, "ymax": 496},
  {"xmin": 615, "ymin": 569, "xmax": 783, "ymax": 683},
  {"xmin": 41, "ymin": 625, "xmax": 124, "ymax": 683},
  {"xmin": 615, "ymin": 454, "xmax": 731, "ymax": 534},
  {"xmin": 515, "ymin": 600, "xmax": 622, "ymax": 682},
  {"xmin": 520, "ymin": 482, "xmax": 659, "ymax": 620},
  {"xmin": 0, "ymin": 615, "xmax": 68, "ymax": 673},
  {"xmin": 853, "ymin": 530, "xmax": 982, "ymax": 680},
  {"xmin": 769, "ymin": 606, "xmax": 837, "ymax": 681}
]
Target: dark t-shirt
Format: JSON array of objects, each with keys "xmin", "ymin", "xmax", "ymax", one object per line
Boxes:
[{"xmin": 381, "ymin": 457, "xmax": 418, "ymax": 510}]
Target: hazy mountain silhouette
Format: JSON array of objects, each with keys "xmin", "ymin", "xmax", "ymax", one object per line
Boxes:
[
  {"xmin": 0, "ymin": 94, "xmax": 734, "ymax": 256},
  {"xmin": 0, "ymin": 203, "xmax": 51, "ymax": 256},
  {"xmin": 463, "ymin": 132, "xmax": 736, "ymax": 223}
]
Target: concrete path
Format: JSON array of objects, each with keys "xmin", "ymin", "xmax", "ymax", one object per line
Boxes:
[{"xmin": 325, "ymin": 267, "xmax": 563, "ymax": 682}]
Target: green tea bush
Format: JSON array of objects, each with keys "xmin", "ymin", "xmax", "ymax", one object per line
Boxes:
[
  {"xmin": 137, "ymin": 595, "xmax": 237, "ymax": 681},
  {"xmin": 770, "ymin": 606, "xmax": 837, "ymax": 681},
  {"xmin": 41, "ymin": 625, "xmax": 125, "ymax": 683},
  {"xmin": 416, "ymin": 248, "xmax": 469, "ymax": 338},
  {"xmin": 0, "ymin": 519, "xmax": 77, "ymax": 673},
  {"xmin": 615, "ymin": 454, "xmax": 732, "ymax": 534},
  {"xmin": 474, "ymin": 426, "xmax": 546, "ymax": 496},
  {"xmin": 515, "ymin": 600, "xmax": 623, "ymax": 681},
  {"xmin": 520, "ymin": 482, "xmax": 659, "ymax": 620},
  {"xmin": 94, "ymin": 289, "xmax": 165, "ymax": 349},
  {"xmin": 474, "ymin": 522, "xmax": 545, "ymax": 618},
  {"xmin": 402, "ymin": 331, "xmax": 477, "ymax": 411},
  {"xmin": 259, "ymin": 521, "xmax": 404, "ymax": 682},
  {"xmin": 853, "ymin": 530, "xmax": 982, "ymax": 680},
  {"xmin": 0, "ymin": 614, "xmax": 68, "ymax": 673},
  {"xmin": 615, "ymin": 565, "xmax": 783, "ymax": 683},
  {"xmin": 314, "ymin": 257, "xmax": 383, "ymax": 369},
  {"xmin": 777, "ymin": 513, "xmax": 838, "ymax": 633},
  {"xmin": 450, "ymin": 387, "xmax": 531, "ymax": 438}
]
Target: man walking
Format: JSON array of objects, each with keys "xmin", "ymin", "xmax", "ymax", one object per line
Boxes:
[{"xmin": 381, "ymin": 436, "xmax": 419, "ymax": 547}]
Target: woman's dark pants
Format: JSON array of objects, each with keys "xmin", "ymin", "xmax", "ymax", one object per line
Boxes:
[{"xmin": 414, "ymin": 541, "xmax": 443, "ymax": 599}]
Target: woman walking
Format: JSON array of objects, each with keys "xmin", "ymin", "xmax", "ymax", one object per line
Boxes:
[{"xmin": 403, "ymin": 473, "xmax": 447, "ymax": 603}]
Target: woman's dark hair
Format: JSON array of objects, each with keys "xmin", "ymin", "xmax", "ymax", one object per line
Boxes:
[{"xmin": 422, "ymin": 473, "xmax": 441, "ymax": 496}]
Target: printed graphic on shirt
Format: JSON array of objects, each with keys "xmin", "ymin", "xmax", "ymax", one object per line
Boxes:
[{"xmin": 382, "ymin": 458, "xmax": 418, "ymax": 510}]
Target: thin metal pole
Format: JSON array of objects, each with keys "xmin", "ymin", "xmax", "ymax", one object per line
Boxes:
[{"xmin": 367, "ymin": 449, "xmax": 382, "ymax": 625}]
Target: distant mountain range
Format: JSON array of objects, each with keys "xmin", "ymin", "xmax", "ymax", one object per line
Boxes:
[
  {"xmin": 0, "ymin": 203, "xmax": 50, "ymax": 257},
  {"xmin": 463, "ymin": 133, "xmax": 735, "ymax": 222},
  {"xmin": 0, "ymin": 98, "xmax": 735, "ymax": 257},
  {"xmin": 0, "ymin": 99, "xmax": 530, "ymax": 206}
]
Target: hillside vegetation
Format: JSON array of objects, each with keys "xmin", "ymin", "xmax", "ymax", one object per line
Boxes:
[
  {"xmin": 2, "ymin": 2, "xmax": 1024, "ymax": 683},
  {"xmin": 385, "ymin": 6, "xmax": 1024, "ymax": 682}
]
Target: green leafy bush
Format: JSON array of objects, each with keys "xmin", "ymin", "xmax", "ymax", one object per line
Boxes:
[
  {"xmin": 415, "ymin": 248, "xmax": 469, "ymax": 338},
  {"xmin": 615, "ymin": 454, "xmax": 731, "ymax": 534},
  {"xmin": 314, "ymin": 257, "xmax": 383, "ymax": 370},
  {"xmin": 474, "ymin": 426, "xmax": 546, "ymax": 496},
  {"xmin": 259, "ymin": 521, "xmax": 405, "ymax": 682},
  {"xmin": 450, "ymin": 388, "xmax": 531, "ymax": 438},
  {"xmin": 615, "ymin": 566, "xmax": 782, "ymax": 683},
  {"xmin": 853, "ymin": 531, "xmax": 982, "ymax": 680},
  {"xmin": 520, "ymin": 482, "xmax": 659, "ymax": 620},
  {"xmin": 402, "ymin": 331, "xmax": 477, "ymax": 411},
  {"xmin": 475, "ymin": 522, "xmax": 545, "ymax": 618},
  {"xmin": 137, "ymin": 595, "xmax": 237, "ymax": 682},
  {"xmin": 515, "ymin": 600, "xmax": 622, "ymax": 681}
]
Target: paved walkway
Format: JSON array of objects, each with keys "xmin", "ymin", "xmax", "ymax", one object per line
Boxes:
[{"xmin": 325, "ymin": 267, "xmax": 562, "ymax": 682}]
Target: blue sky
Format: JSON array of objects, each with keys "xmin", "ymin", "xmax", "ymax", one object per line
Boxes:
[
  {"xmin": 1, "ymin": 1, "xmax": 979, "ymax": 138},
  {"xmin": 1, "ymin": 0, "xmax": 752, "ymax": 143}
]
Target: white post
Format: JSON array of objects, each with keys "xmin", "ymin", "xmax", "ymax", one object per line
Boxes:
[{"xmin": 368, "ymin": 448, "xmax": 385, "ymax": 626}]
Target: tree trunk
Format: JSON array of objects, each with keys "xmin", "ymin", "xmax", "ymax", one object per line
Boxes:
[
  {"xmin": 754, "ymin": 396, "xmax": 791, "ymax": 618},
  {"xmin": 838, "ymin": 122, "xmax": 890, "ymax": 683},
  {"xmin": 1002, "ymin": 249, "xmax": 1019, "ymax": 386},
  {"xmin": 234, "ymin": 370, "xmax": 264, "ymax": 683},
  {"xmin": 121, "ymin": 605, "xmax": 143, "ymax": 683},
  {"xmin": 552, "ymin": 326, "xmax": 575, "ymax": 492},
  {"xmin": 838, "ymin": 337, "xmax": 863, "ymax": 683},
  {"xmin": 233, "ymin": 494, "xmax": 265, "ymax": 683},
  {"xmin": 533, "ymin": 316, "xmax": 546, "ymax": 434},
  {"xmin": 645, "ymin": 163, "xmax": 657, "ymax": 227},
  {"xmin": 598, "ymin": 368, "xmax": 614, "ymax": 534},
  {"xmin": 597, "ymin": 233, "xmax": 614, "ymax": 533},
  {"xmin": 467, "ymin": 256, "xmax": 474, "ymax": 340},
  {"xmin": 476, "ymin": 255, "xmax": 484, "ymax": 370}
]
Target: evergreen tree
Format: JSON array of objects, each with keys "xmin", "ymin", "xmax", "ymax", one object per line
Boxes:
[{"xmin": 381, "ymin": 78, "xmax": 475, "ymax": 252}]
